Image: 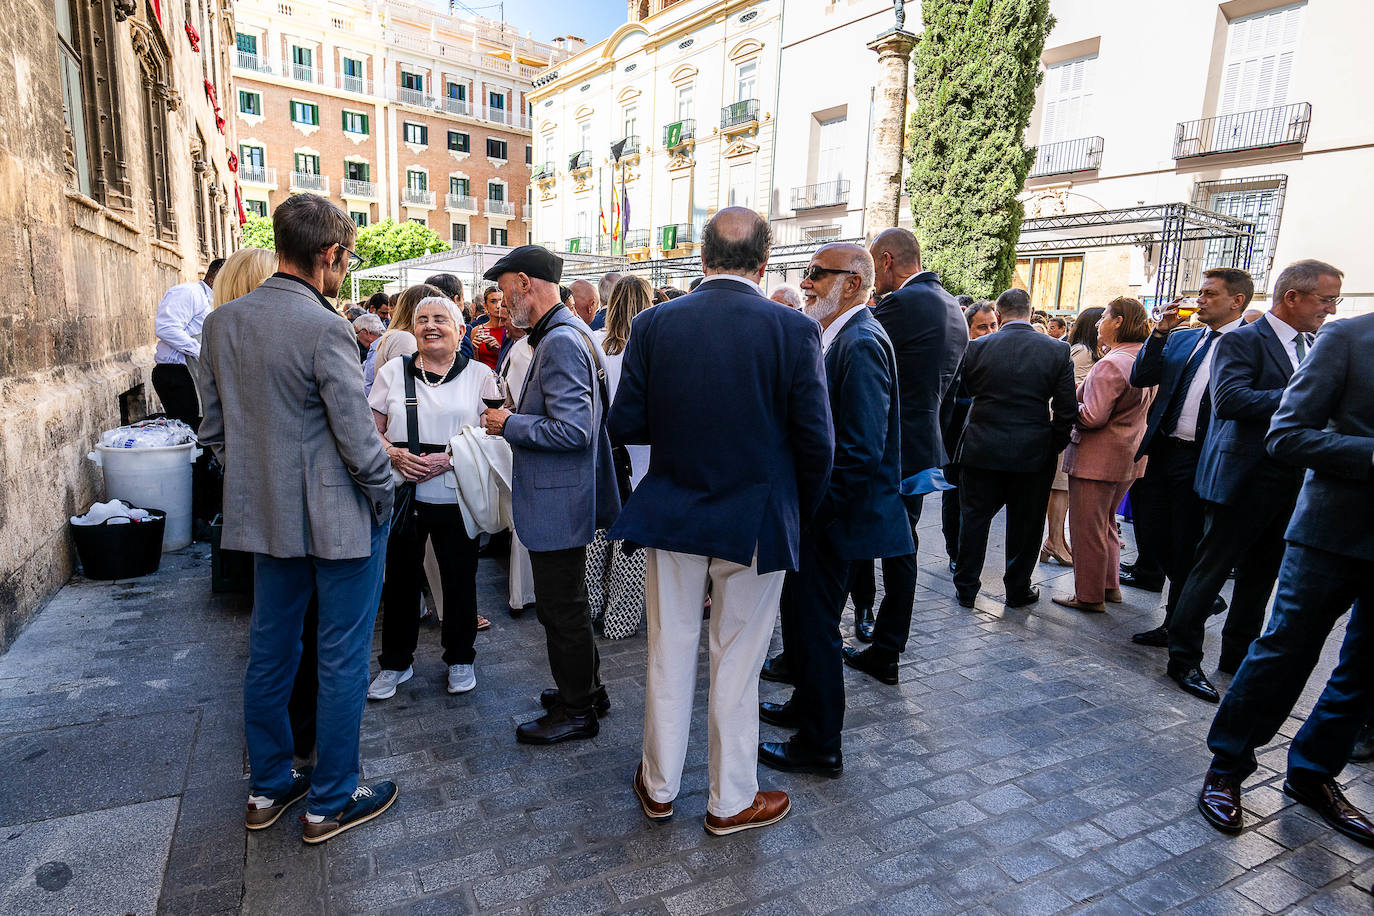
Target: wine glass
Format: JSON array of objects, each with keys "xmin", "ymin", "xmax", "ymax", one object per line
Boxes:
[{"xmin": 479, "ymin": 372, "xmax": 508, "ymax": 436}]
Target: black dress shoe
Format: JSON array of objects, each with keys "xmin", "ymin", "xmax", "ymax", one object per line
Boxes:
[
  {"xmin": 854, "ymin": 606, "xmax": 875, "ymax": 643},
  {"xmin": 1284, "ymin": 776, "xmax": 1374, "ymax": 847},
  {"xmin": 1119, "ymin": 571, "xmax": 1164, "ymax": 592},
  {"xmin": 515, "ymin": 708, "xmax": 599, "ymax": 745},
  {"xmin": 1210, "ymin": 596, "xmax": 1228, "ymax": 617},
  {"xmin": 759, "ymin": 737, "xmax": 842, "ymax": 778},
  {"xmin": 759, "ymin": 653, "xmax": 793, "ymax": 685},
  {"xmin": 1132, "ymin": 625, "xmax": 1169, "ymax": 647},
  {"xmin": 1351, "ymin": 723, "xmax": 1374, "ymax": 763},
  {"xmin": 1168, "ymin": 665, "xmax": 1220, "ymax": 703},
  {"xmin": 1005, "ymin": 587, "xmax": 1039, "ymax": 608},
  {"xmin": 759, "ymin": 698, "xmax": 801, "ymax": 729},
  {"xmin": 1198, "ymin": 768, "xmax": 1243, "ymax": 834},
  {"xmin": 539, "ymin": 687, "xmax": 611, "ymax": 718},
  {"xmin": 842, "ymin": 645, "xmax": 898, "ymax": 685},
  {"xmin": 956, "ymin": 591, "xmax": 977, "ymax": 608},
  {"xmin": 948, "ymin": 559, "xmax": 958, "ymax": 574}
]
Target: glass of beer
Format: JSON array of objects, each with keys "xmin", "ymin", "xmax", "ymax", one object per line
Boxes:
[{"xmin": 1151, "ymin": 298, "xmax": 1199, "ymax": 322}]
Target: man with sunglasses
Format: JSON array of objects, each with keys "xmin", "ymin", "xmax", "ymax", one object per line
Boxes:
[{"xmin": 200, "ymin": 193, "xmax": 398, "ymax": 844}]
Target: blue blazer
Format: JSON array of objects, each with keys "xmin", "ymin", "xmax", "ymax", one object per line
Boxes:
[
  {"xmin": 504, "ymin": 306, "xmax": 621, "ymax": 552},
  {"xmin": 871, "ymin": 271, "xmax": 968, "ymax": 476},
  {"xmin": 815, "ymin": 310, "xmax": 915, "ymax": 562},
  {"xmin": 1130, "ymin": 325, "xmax": 1207, "ymax": 460},
  {"xmin": 607, "ymin": 276, "xmax": 834, "ymax": 574},
  {"xmin": 1266, "ymin": 313, "xmax": 1374, "ymax": 563},
  {"xmin": 1194, "ymin": 317, "xmax": 1301, "ymax": 505}
]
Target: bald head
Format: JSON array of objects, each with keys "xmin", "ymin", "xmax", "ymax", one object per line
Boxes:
[
  {"xmin": 869, "ymin": 228, "xmax": 922, "ymax": 296},
  {"xmin": 569, "ymin": 279, "xmax": 599, "ymax": 324},
  {"xmin": 701, "ymin": 206, "xmax": 771, "ymax": 280}
]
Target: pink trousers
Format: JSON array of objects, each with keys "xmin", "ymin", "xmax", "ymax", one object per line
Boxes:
[{"xmin": 1067, "ymin": 476, "xmax": 1135, "ymax": 603}]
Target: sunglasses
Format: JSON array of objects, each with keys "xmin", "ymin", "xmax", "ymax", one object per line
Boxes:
[{"xmin": 802, "ymin": 265, "xmax": 858, "ymax": 283}]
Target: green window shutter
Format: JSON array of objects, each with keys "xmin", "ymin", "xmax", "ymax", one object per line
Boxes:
[
  {"xmin": 342, "ymin": 111, "xmax": 348, "ymax": 130},
  {"xmin": 361, "ymin": 113, "xmax": 369, "ymax": 134},
  {"xmin": 310, "ymin": 104, "xmax": 319, "ymax": 125}
]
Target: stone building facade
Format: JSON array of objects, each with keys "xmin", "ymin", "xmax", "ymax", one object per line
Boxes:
[{"xmin": 0, "ymin": 0, "xmax": 239, "ymax": 647}]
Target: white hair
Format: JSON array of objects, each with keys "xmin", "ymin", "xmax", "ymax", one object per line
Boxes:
[
  {"xmin": 769, "ymin": 285, "xmax": 803, "ymax": 309},
  {"xmin": 416, "ymin": 295, "xmax": 464, "ymax": 326},
  {"xmin": 353, "ymin": 313, "xmax": 385, "ymax": 335}
]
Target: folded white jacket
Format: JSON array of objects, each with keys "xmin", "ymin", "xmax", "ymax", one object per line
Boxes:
[{"xmin": 445, "ymin": 426, "xmax": 514, "ymax": 538}]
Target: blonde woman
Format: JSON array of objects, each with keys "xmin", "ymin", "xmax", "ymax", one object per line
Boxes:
[{"xmin": 212, "ymin": 248, "xmax": 278, "ymax": 308}]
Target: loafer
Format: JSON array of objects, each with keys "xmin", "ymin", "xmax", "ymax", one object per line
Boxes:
[
  {"xmin": 854, "ymin": 606, "xmax": 875, "ymax": 643},
  {"xmin": 1198, "ymin": 768, "xmax": 1243, "ymax": 834},
  {"xmin": 842, "ymin": 645, "xmax": 898, "ymax": 685},
  {"xmin": 1168, "ymin": 665, "xmax": 1220, "ymax": 703},
  {"xmin": 540, "ymin": 687, "xmax": 611, "ymax": 718},
  {"xmin": 759, "ymin": 737, "xmax": 843, "ymax": 778},
  {"xmin": 1052, "ymin": 595, "xmax": 1106, "ymax": 613},
  {"xmin": 1132, "ymin": 625, "xmax": 1169, "ymax": 647},
  {"xmin": 245, "ymin": 766, "xmax": 313, "ymax": 830},
  {"xmin": 1005, "ymin": 587, "xmax": 1040, "ymax": 608},
  {"xmin": 516, "ymin": 708, "xmax": 599, "ymax": 745},
  {"xmin": 759, "ymin": 697, "xmax": 801, "ymax": 729},
  {"xmin": 759, "ymin": 653, "xmax": 793, "ymax": 685},
  {"xmin": 633, "ymin": 763, "xmax": 673, "ymax": 820},
  {"xmin": 1284, "ymin": 777, "xmax": 1374, "ymax": 847},
  {"xmin": 301, "ymin": 781, "xmax": 398, "ymax": 844},
  {"xmin": 956, "ymin": 591, "xmax": 977, "ymax": 609},
  {"xmin": 704, "ymin": 790, "xmax": 790, "ymax": 836},
  {"xmin": 1119, "ymin": 571, "xmax": 1164, "ymax": 592}
]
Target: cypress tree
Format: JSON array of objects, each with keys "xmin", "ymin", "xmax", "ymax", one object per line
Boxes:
[{"xmin": 906, "ymin": 0, "xmax": 1053, "ymax": 298}]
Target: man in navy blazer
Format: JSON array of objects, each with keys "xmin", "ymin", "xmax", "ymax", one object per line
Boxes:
[
  {"xmin": 1126, "ymin": 268, "xmax": 1252, "ymax": 648},
  {"xmin": 1165, "ymin": 261, "xmax": 1344, "ymax": 702},
  {"xmin": 608, "ymin": 208, "xmax": 833, "ymax": 836},
  {"xmin": 755, "ymin": 244, "xmax": 913, "ymax": 778},
  {"xmin": 1198, "ymin": 280, "xmax": 1374, "ymax": 848},
  {"xmin": 481, "ymin": 246, "xmax": 620, "ymax": 747}
]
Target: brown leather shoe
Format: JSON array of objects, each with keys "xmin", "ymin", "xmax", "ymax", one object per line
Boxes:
[
  {"xmin": 1284, "ymin": 776, "xmax": 1374, "ymax": 847},
  {"xmin": 633, "ymin": 763, "xmax": 673, "ymax": 821},
  {"xmin": 1197, "ymin": 768, "xmax": 1243, "ymax": 834},
  {"xmin": 704, "ymin": 791, "xmax": 790, "ymax": 836}
]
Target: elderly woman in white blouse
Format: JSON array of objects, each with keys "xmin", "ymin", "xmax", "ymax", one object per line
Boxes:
[{"xmin": 365, "ymin": 297, "xmax": 491, "ymax": 701}]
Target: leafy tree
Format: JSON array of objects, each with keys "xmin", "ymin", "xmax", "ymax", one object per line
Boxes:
[
  {"xmin": 240, "ymin": 214, "xmax": 274, "ymax": 249},
  {"xmin": 352, "ymin": 220, "xmax": 449, "ymax": 297},
  {"xmin": 906, "ymin": 0, "xmax": 1053, "ymax": 298}
]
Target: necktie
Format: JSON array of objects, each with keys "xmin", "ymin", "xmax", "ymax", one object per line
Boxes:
[
  {"xmin": 1294, "ymin": 333, "xmax": 1309, "ymax": 363},
  {"xmin": 1160, "ymin": 330, "xmax": 1219, "ymax": 437}
]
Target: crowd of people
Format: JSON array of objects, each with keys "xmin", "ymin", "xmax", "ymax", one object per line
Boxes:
[{"xmin": 161, "ymin": 190, "xmax": 1372, "ymax": 850}]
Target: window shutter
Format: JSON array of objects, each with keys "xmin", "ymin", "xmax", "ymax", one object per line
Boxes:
[
  {"xmin": 361, "ymin": 114, "xmax": 368, "ymax": 133},
  {"xmin": 1040, "ymin": 54, "xmax": 1095, "ymax": 144},
  {"xmin": 1220, "ymin": 2, "xmax": 1305, "ymax": 114}
]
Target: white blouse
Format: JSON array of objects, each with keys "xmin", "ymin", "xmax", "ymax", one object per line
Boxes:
[
  {"xmin": 592, "ymin": 329, "xmax": 649, "ymax": 489},
  {"xmin": 368, "ymin": 357, "xmax": 491, "ymax": 504}
]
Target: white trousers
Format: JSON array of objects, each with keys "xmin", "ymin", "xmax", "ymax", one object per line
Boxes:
[{"xmin": 641, "ymin": 548, "xmax": 785, "ymax": 818}]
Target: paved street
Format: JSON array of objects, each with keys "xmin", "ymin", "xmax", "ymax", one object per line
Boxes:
[{"xmin": 1, "ymin": 509, "xmax": 1371, "ymax": 915}]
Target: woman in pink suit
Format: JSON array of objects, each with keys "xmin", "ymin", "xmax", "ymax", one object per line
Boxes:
[{"xmin": 1053, "ymin": 297, "xmax": 1156, "ymax": 612}]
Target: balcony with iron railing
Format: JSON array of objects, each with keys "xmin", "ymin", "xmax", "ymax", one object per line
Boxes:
[
  {"xmin": 1028, "ymin": 136, "xmax": 1104, "ymax": 178},
  {"xmin": 290, "ymin": 172, "xmax": 327, "ymax": 193},
  {"xmin": 336, "ymin": 73, "xmax": 372, "ymax": 95},
  {"xmin": 614, "ymin": 135, "xmax": 640, "ymax": 159},
  {"xmin": 341, "ymin": 178, "xmax": 377, "ymax": 199},
  {"xmin": 396, "ymin": 86, "xmax": 437, "ymax": 109},
  {"xmin": 443, "ymin": 97, "xmax": 472, "ymax": 117},
  {"xmin": 791, "ymin": 179, "xmax": 851, "ymax": 210},
  {"xmin": 402, "ymin": 187, "xmax": 436, "ymax": 207},
  {"xmin": 235, "ymin": 51, "xmax": 273, "ymax": 73},
  {"xmin": 481, "ymin": 107, "xmax": 530, "ymax": 129},
  {"xmin": 658, "ymin": 223, "xmax": 692, "ymax": 251},
  {"xmin": 289, "ymin": 64, "xmax": 323, "ymax": 85},
  {"xmin": 240, "ymin": 165, "xmax": 276, "ymax": 185},
  {"xmin": 532, "ymin": 161, "xmax": 556, "ymax": 182},
  {"xmin": 662, "ymin": 120, "xmax": 695, "ymax": 148},
  {"xmin": 445, "ymin": 193, "xmax": 477, "ymax": 212},
  {"xmin": 565, "ymin": 237, "xmax": 591, "ymax": 253},
  {"xmin": 1173, "ymin": 102, "xmax": 1311, "ymax": 159},
  {"xmin": 487, "ymin": 199, "xmax": 516, "ymax": 217},
  {"xmin": 624, "ymin": 228, "xmax": 650, "ymax": 250},
  {"xmin": 721, "ymin": 100, "xmax": 760, "ymax": 131},
  {"xmin": 569, "ymin": 150, "xmax": 592, "ymax": 172}
]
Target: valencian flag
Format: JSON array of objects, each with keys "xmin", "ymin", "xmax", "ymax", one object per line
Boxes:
[
  {"xmin": 598, "ymin": 169, "xmax": 608, "ymax": 241},
  {"xmin": 661, "ymin": 224, "xmax": 677, "ymax": 251},
  {"xmin": 665, "ymin": 121, "xmax": 683, "ymax": 148}
]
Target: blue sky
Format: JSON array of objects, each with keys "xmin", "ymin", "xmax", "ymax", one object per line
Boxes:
[{"xmin": 442, "ymin": 0, "xmax": 626, "ymax": 46}]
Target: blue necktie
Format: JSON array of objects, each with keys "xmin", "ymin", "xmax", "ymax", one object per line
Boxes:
[{"xmin": 1160, "ymin": 330, "xmax": 1219, "ymax": 437}]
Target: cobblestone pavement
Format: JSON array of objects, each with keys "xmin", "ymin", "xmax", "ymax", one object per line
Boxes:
[{"xmin": 2, "ymin": 510, "xmax": 1372, "ymax": 916}]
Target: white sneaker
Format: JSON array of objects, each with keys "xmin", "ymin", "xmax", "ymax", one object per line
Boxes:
[
  {"xmin": 367, "ymin": 667, "xmax": 413, "ymax": 700},
  {"xmin": 447, "ymin": 664, "xmax": 476, "ymax": 694}
]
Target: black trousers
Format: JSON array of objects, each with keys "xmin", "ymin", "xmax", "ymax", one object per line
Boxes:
[
  {"xmin": 1167, "ymin": 478, "xmax": 1298, "ymax": 671},
  {"xmin": 529, "ymin": 545, "xmax": 602, "ymax": 716},
  {"xmin": 288, "ymin": 594, "xmax": 319, "ymax": 759},
  {"xmin": 954, "ymin": 464, "xmax": 1054, "ymax": 599},
  {"xmin": 846, "ymin": 494, "xmax": 922, "ymax": 655},
  {"xmin": 151, "ymin": 363, "xmax": 201, "ymax": 429},
  {"xmin": 1131, "ymin": 438, "xmax": 1206, "ymax": 627},
  {"xmin": 1123, "ymin": 477, "xmax": 1163, "ymax": 580},
  {"xmin": 379, "ymin": 502, "xmax": 479, "ymax": 670},
  {"xmin": 941, "ymin": 475, "xmax": 961, "ymax": 559},
  {"xmin": 780, "ymin": 533, "xmax": 850, "ymax": 754}
]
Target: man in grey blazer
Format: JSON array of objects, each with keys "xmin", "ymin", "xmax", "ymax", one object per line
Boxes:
[
  {"xmin": 199, "ymin": 194, "xmax": 398, "ymax": 844},
  {"xmin": 481, "ymin": 246, "xmax": 621, "ymax": 745}
]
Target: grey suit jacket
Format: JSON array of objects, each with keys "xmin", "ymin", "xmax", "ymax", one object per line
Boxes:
[
  {"xmin": 198, "ymin": 276, "xmax": 393, "ymax": 560},
  {"xmin": 503, "ymin": 305, "xmax": 620, "ymax": 552}
]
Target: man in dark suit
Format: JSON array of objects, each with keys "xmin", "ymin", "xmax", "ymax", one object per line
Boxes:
[
  {"xmin": 1165, "ymin": 261, "xmax": 1344, "ymax": 702},
  {"xmin": 952, "ymin": 288, "xmax": 1076, "ymax": 608},
  {"xmin": 1126, "ymin": 268, "xmax": 1253, "ymax": 648},
  {"xmin": 609, "ymin": 207, "xmax": 833, "ymax": 836},
  {"xmin": 1198, "ymin": 284, "xmax": 1374, "ymax": 849},
  {"xmin": 941, "ymin": 302, "xmax": 996, "ymax": 567},
  {"xmin": 756, "ymin": 244, "xmax": 913, "ymax": 777}
]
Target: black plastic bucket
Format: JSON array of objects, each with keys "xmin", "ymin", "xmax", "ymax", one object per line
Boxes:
[{"xmin": 70, "ymin": 508, "xmax": 167, "ymax": 580}]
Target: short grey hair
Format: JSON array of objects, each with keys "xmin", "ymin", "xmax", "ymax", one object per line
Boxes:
[
  {"xmin": 353, "ymin": 313, "xmax": 385, "ymax": 335},
  {"xmin": 598, "ymin": 272, "xmax": 622, "ymax": 304},
  {"xmin": 1273, "ymin": 258, "xmax": 1344, "ymax": 303},
  {"xmin": 769, "ymin": 285, "xmax": 803, "ymax": 309},
  {"xmin": 416, "ymin": 295, "xmax": 464, "ymax": 327}
]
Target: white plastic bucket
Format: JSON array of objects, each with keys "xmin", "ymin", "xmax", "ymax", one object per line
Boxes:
[{"xmin": 88, "ymin": 442, "xmax": 202, "ymax": 551}]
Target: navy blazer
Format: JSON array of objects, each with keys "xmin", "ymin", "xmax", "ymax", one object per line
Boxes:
[
  {"xmin": 1266, "ymin": 313, "xmax": 1374, "ymax": 563},
  {"xmin": 1194, "ymin": 317, "xmax": 1301, "ymax": 505},
  {"xmin": 814, "ymin": 310, "xmax": 915, "ymax": 562},
  {"xmin": 607, "ymin": 277, "xmax": 834, "ymax": 574},
  {"xmin": 872, "ymin": 271, "xmax": 968, "ymax": 477},
  {"xmin": 1130, "ymin": 325, "xmax": 1208, "ymax": 460}
]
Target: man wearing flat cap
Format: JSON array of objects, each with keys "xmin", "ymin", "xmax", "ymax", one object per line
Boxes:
[{"xmin": 480, "ymin": 246, "xmax": 621, "ymax": 744}]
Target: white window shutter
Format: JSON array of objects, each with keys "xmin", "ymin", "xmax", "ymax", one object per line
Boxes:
[{"xmin": 1221, "ymin": 2, "xmax": 1305, "ymax": 114}]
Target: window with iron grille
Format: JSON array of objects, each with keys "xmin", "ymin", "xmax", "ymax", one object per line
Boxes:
[{"xmin": 1188, "ymin": 174, "xmax": 1288, "ymax": 287}]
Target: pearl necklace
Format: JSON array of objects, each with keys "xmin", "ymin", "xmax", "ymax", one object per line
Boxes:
[{"xmin": 415, "ymin": 353, "xmax": 455, "ymax": 388}]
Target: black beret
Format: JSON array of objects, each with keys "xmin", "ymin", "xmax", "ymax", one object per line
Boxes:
[{"xmin": 482, "ymin": 245, "xmax": 563, "ymax": 283}]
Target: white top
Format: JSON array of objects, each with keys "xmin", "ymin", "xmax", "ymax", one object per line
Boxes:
[
  {"xmin": 501, "ymin": 337, "xmax": 534, "ymax": 401},
  {"xmin": 376, "ymin": 329, "xmax": 417, "ymax": 367},
  {"xmin": 1173, "ymin": 316, "xmax": 1244, "ymax": 441},
  {"xmin": 820, "ymin": 303, "xmax": 869, "ymax": 354},
  {"xmin": 154, "ymin": 281, "xmax": 211, "ymax": 364},
  {"xmin": 592, "ymin": 329, "xmax": 650, "ymax": 488},
  {"xmin": 368, "ymin": 356, "xmax": 489, "ymax": 504},
  {"xmin": 1263, "ymin": 310, "xmax": 1306, "ymax": 370}
]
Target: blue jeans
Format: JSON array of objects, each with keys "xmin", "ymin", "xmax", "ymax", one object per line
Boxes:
[
  {"xmin": 1207, "ymin": 542, "xmax": 1374, "ymax": 783},
  {"xmin": 245, "ymin": 520, "xmax": 389, "ymax": 816}
]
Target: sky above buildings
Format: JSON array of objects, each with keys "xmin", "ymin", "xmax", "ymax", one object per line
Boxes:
[{"xmin": 438, "ymin": 0, "xmax": 626, "ymax": 46}]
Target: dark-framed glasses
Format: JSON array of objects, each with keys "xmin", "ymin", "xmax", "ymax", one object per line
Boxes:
[
  {"xmin": 802, "ymin": 265, "xmax": 858, "ymax": 283},
  {"xmin": 338, "ymin": 245, "xmax": 364, "ymax": 272}
]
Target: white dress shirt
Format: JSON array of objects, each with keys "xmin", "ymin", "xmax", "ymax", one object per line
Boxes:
[
  {"xmin": 820, "ymin": 303, "xmax": 869, "ymax": 354},
  {"xmin": 154, "ymin": 281, "xmax": 212, "ymax": 364},
  {"xmin": 1173, "ymin": 316, "xmax": 1244, "ymax": 441},
  {"xmin": 697, "ymin": 274, "xmax": 764, "ymax": 297},
  {"xmin": 1263, "ymin": 310, "xmax": 1306, "ymax": 370},
  {"xmin": 593, "ymin": 328, "xmax": 650, "ymax": 487}
]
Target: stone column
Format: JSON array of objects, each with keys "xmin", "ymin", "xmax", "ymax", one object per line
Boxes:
[{"xmin": 863, "ymin": 29, "xmax": 918, "ymax": 239}]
